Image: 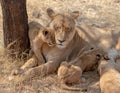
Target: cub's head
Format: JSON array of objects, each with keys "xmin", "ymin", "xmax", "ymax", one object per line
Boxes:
[
  {"xmin": 41, "ymin": 27, "xmax": 55, "ymax": 47},
  {"xmin": 80, "ymin": 48, "xmax": 102, "ymax": 71},
  {"xmin": 58, "ymin": 61, "xmax": 69, "ymax": 79},
  {"xmin": 47, "ymin": 8, "xmax": 79, "ymax": 49},
  {"xmin": 29, "ymin": 21, "xmax": 55, "ymax": 47}
]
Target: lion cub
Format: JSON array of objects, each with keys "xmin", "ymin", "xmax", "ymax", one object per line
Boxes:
[
  {"xmin": 28, "ymin": 21, "xmax": 55, "ymax": 65},
  {"xmin": 11, "ymin": 22, "xmax": 55, "ymax": 76},
  {"xmin": 98, "ymin": 58, "xmax": 120, "ymax": 93},
  {"xmin": 58, "ymin": 61, "xmax": 83, "ymax": 91},
  {"xmin": 58, "ymin": 48, "xmax": 101, "ymax": 91}
]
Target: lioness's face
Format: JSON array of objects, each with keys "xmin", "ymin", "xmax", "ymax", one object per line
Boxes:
[
  {"xmin": 50, "ymin": 15, "xmax": 76, "ymax": 48},
  {"xmin": 47, "ymin": 8, "xmax": 79, "ymax": 49}
]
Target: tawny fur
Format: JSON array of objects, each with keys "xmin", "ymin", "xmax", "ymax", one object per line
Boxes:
[
  {"xmin": 12, "ymin": 8, "xmax": 119, "ymax": 82},
  {"xmin": 98, "ymin": 59, "xmax": 120, "ymax": 93},
  {"xmin": 58, "ymin": 61, "xmax": 83, "ymax": 91},
  {"xmin": 57, "ymin": 48, "xmax": 101, "ymax": 91},
  {"xmin": 28, "ymin": 21, "xmax": 55, "ymax": 65},
  {"xmin": 13, "ymin": 8, "xmax": 83, "ymax": 79},
  {"xmin": 71, "ymin": 48, "xmax": 102, "ymax": 71},
  {"xmin": 11, "ymin": 21, "xmax": 55, "ymax": 75}
]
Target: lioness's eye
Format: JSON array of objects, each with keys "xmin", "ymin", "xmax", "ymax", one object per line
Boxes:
[
  {"xmin": 55, "ymin": 26, "xmax": 60, "ymax": 30},
  {"xmin": 54, "ymin": 25, "xmax": 61, "ymax": 30},
  {"xmin": 66, "ymin": 27, "xmax": 70, "ymax": 31}
]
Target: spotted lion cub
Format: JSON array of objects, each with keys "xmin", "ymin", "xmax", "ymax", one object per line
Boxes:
[{"xmin": 58, "ymin": 48, "xmax": 101, "ymax": 91}]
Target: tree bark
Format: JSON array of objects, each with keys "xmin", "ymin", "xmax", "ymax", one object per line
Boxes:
[{"xmin": 1, "ymin": 0, "xmax": 30, "ymax": 57}]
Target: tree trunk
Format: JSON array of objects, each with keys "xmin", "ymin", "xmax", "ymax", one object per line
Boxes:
[{"xmin": 1, "ymin": 0, "xmax": 30, "ymax": 57}]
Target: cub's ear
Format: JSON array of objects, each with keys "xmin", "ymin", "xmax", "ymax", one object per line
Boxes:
[
  {"xmin": 47, "ymin": 8, "xmax": 55, "ymax": 19},
  {"xmin": 71, "ymin": 11, "xmax": 79, "ymax": 19},
  {"xmin": 42, "ymin": 30, "xmax": 49, "ymax": 36}
]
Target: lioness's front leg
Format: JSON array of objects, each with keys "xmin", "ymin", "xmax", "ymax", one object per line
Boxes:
[
  {"xmin": 11, "ymin": 55, "xmax": 38, "ymax": 76},
  {"xmin": 21, "ymin": 60, "xmax": 61, "ymax": 81},
  {"xmin": 20, "ymin": 55, "xmax": 38, "ymax": 70}
]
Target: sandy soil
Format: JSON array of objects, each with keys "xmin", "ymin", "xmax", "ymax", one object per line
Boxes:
[{"xmin": 0, "ymin": 0, "xmax": 120, "ymax": 93}]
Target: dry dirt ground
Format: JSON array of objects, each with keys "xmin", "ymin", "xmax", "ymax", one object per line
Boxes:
[{"xmin": 0, "ymin": 0, "xmax": 120, "ymax": 93}]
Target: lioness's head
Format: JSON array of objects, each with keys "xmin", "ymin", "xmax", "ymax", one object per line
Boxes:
[
  {"xmin": 41, "ymin": 27, "xmax": 55, "ymax": 47},
  {"xmin": 47, "ymin": 8, "xmax": 79, "ymax": 48}
]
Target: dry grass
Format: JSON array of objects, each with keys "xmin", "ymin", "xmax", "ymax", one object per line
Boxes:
[{"xmin": 0, "ymin": 0, "xmax": 120, "ymax": 93}]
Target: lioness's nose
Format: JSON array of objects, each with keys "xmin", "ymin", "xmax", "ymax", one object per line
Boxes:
[{"xmin": 58, "ymin": 39, "xmax": 65, "ymax": 43}]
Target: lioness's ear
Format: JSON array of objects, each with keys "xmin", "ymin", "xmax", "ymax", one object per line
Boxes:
[
  {"xmin": 71, "ymin": 11, "xmax": 79, "ymax": 19},
  {"xmin": 47, "ymin": 8, "xmax": 55, "ymax": 19}
]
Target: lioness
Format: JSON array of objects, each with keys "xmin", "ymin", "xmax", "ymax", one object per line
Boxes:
[
  {"xmin": 58, "ymin": 48, "xmax": 101, "ymax": 91},
  {"xmin": 98, "ymin": 59, "xmax": 120, "ymax": 93},
  {"xmin": 13, "ymin": 8, "xmax": 114, "ymax": 80},
  {"xmin": 14, "ymin": 9, "xmax": 86, "ymax": 80}
]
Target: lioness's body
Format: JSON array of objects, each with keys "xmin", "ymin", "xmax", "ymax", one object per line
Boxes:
[
  {"xmin": 21, "ymin": 32, "xmax": 84, "ymax": 79},
  {"xmin": 76, "ymin": 25, "xmax": 118, "ymax": 52},
  {"xmin": 98, "ymin": 59, "xmax": 120, "ymax": 93},
  {"xmin": 18, "ymin": 12, "xmax": 87, "ymax": 79}
]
